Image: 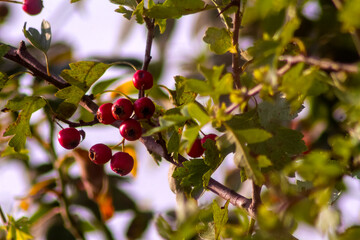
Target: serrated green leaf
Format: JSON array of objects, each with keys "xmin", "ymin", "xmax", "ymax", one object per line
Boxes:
[
  {"xmin": 0, "ymin": 72, "xmax": 9, "ymax": 92},
  {"xmin": 224, "ymin": 122, "xmax": 264, "ymax": 185},
  {"xmin": 212, "ymin": 200, "xmax": 229, "ymax": 240},
  {"xmin": 202, "ymin": 139, "xmax": 224, "ymax": 186},
  {"xmin": 132, "ymin": 0, "xmax": 144, "ymax": 24},
  {"xmin": 55, "ymin": 86, "xmax": 85, "ymax": 118},
  {"xmin": 181, "ymin": 102, "xmax": 210, "ymax": 126},
  {"xmin": 173, "ymin": 76, "xmax": 197, "ymax": 106},
  {"xmin": 60, "ymin": 61, "xmax": 110, "ymax": 92},
  {"xmin": 203, "ymin": 27, "xmax": 235, "ymax": 54},
  {"xmin": 146, "ymin": 0, "xmax": 208, "ymax": 19},
  {"xmin": 3, "ymin": 96, "xmax": 46, "ymax": 152},
  {"xmin": 167, "ymin": 129, "xmax": 180, "ymax": 155},
  {"xmin": 115, "ymin": 6, "xmax": 134, "ymax": 19},
  {"xmin": 23, "ymin": 20, "xmax": 51, "ymax": 53},
  {"xmin": 184, "ymin": 65, "xmax": 233, "ymax": 103},
  {"xmin": 249, "ymin": 127, "xmax": 307, "ymax": 169},
  {"xmin": 172, "ymin": 159, "xmax": 211, "ymax": 189},
  {"xmin": 0, "ymin": 44, "xmax": 10, "ymax": 57},
  {"xmin": 257, "ymin": 96, "xmax": 300, "ymax": 130}
]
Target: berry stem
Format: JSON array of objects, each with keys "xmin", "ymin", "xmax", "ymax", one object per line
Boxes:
[
  {"xmin": 110, "ymin": 61, "xmax": 137, "ymax": 71},
  {"xmin": 0, "ymin": 0, "xmax": 22, "ymax": 4},
  {"xmin": 95, "ymin": 90, "xmax": 133, "ymax": 101},
  {"xmin": 54, "ymin": 115, "xmax": 99, "ymax": 128}
]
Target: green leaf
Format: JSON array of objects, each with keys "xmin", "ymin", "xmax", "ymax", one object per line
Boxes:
[
  {"xmin": 132, "ymin": 0, "xmax": 144, "ymax": 24},
  {"xmin": 3, "ymin": 96, "xmax": 46, "ymax": 152},
  {"xmin": 126, "ymin": 211, "xmax": 153, "ymax": 239},
  {"xmin": 339, "ymin": 0, "xmax": 360, "ymax": 31},
  {"xmin": 155, "ymin": 215, "xmax": 174, "ymax": 240},
  {"xmin": 143, "ymin": 114, "xmax": 190, "ymax": 136},
  {"xmin": 0, "ymin": 44, "xmax": 10, "ymax": 57},
  {"xmin": 60, "ymin": 61, "xmax": 111, "ymax": 92},
  {"xmin": 184, "ymin": 65, "xmax": 233, "ymax": 104},
  {"xmin": 146, "ymin": 0, "xmax": 208, "ymax": 19},
  {"xmin": 280, "ymin": 66, "xmax": 330, "ymax": 111},
  {"xmin": 167, "ymin": 129, "xmax": 180, "ymax": 155},
  {"xmin": 212, "ymin": 200, "xmax": 229, "ymax": 240},
  {"xmin": 115, "ymin": 6, "xmax": 134, "ymax": 20},
  {"xmin": 249, "ymin": 127, "xmax": 307, "ymax": 169},
  {"xmin": 172, "ymin": 159, "xmax": 211, "ymax": 189},
  {"xmin": 257, "ymin": 96, "xmax": 300, "ymax": 131},
  {"xmin": 5, "ymin": 215, "xmax": 33, "ymax": 240},
  {"xmin": 224, "ymin": 122, "xmax": 264, "ymax": 185},
  {"xmin": 0, "ymin": 72, "xmax": 9, "ymax": 92},
  {"xmin": 203, "ymin": 27, "xmax": 235, "ymax": 54},
  {"xmin": 23, "ymin": 20, "xmax": 52, "ymax": 53},
  {"xmin": 235, "ymin": 128, "xmax": 272, "ymax": 144},
  {"xmin": 55, "ymin": 86, "xmax": 85, "ymax": 118},
  {"xmin": 202, "ymin": 140, "xmax": 224, "ymax": 186},
  {"xmin": 173, "ymin": 76, "xmax": 197, "ymax": 106},
  {"xmin": 110, "ymin": 0, "xmax": 137, "ymax": 9},
  {"xmin": 337, "ymin": 226, "xmax": 360, "ymax": 240},
  {"xmin": 91, "ymin": 77, "xmax": 119, "ymax": 95},
  {"xmin": 181, "ymin": 102, "xmax": 210, "ymax": 127}
]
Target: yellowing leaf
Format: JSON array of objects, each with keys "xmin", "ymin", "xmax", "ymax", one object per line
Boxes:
[
  {"xmin": 96, "ymin": 192, "xmax": 114, "ymax": 221},
  {"xmin": 124, "ymin": 146, "xmax": 137, "ymax": 177},
  {"xmin": 110, "ymin": 80, "xmax": 137, "ymax": 99}
]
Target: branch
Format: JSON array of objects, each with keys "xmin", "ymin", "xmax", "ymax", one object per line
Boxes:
[
  {"xmin": 1, "ymin": 42, "xmax": 255, "ymax": 218},
  {"xmin": 231, "ymin": 0, "xmax": 242, "ymax": 88},
  {"xmin": 278, "ymin": 55, "xmax": 359, "ymax": 75}
]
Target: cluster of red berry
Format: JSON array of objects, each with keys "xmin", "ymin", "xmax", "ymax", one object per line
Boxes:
[{"xmin": 57, "ymin": 70, "xmax": 155, "ymax": 176}]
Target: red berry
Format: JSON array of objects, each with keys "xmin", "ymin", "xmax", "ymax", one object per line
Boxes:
[
  {"xmin": 110, "ymin": 152, "xmax": 134, "ymax": 176},
  {"xmin": 119, "ymin": 119, "xmax": 142, "ymax": 141},
  {"xmin": 187, "ymin": 138, "xmax": 204, "ymax": 158},
  {"xmin": 112, "ymin": 98, "xmax": 134, "ymax": 120},
  {"xmin": 89, "ymin": 144, "xmax": 112, "ymax": 165},
  {"xmin": 132, "ymin": 70, "xmax": 153, "ymax": 90},
  {"xmin": 58, "ymin": 127, "xmax": 81, "ymax": 150},
  {"xmin": 97, "ymin": 103, "xmax": 116, "ymax": 124},
  {"xmin": 22, "ymin": 0, "xmax": 43, "ymax": 15},
  {"xmin": 134, "ymin": 97, "xmax": 155, "ymax": 119},
  {"xmin": 201, "ymin": 134, "xmax": 217, "ymax": 148}
]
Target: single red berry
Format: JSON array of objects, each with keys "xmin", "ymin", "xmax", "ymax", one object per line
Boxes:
[
  {"xmin": 201, "ymin": 134, "xmax": 217, "ymax": 148},
  {"xmin": 119, "ymin": 119, "xmax": 142, "ymax": 141},
  {"xmin": 110, "ymin": 152, "xmax": 134, "ymax": 176},
  {"xmin": 134, "ymin": 97, "xmax": 155, "ymax": 119},
  {"xmin": 89, "ymin": 144, "xmax": 112, "ymax": 165},
  {"xmin": 112, "ymin": 98, "xmax": 134, "ymax": 120},
  {"xmin": 132, "ymin": 70, "xmax": 153, "ymax": 90},
  {"xmin": 97, "ymin": 103, "xmax": 116, "ymax": 124},
  {"xmin": 22, "ymin": 0, "xmax": 43, "ymax": 15},
  {"xmin": 187, "ymin": 138, "xmax": 204, "ymax": 158},
  {"xmin": 58, "ymin": 127, "xmax": 81, "ymax": 150}
]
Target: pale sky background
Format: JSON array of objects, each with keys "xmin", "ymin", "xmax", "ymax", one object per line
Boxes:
[{"xmin": 0, "ymin": 0, "xmax": 359, "ymax": 239}]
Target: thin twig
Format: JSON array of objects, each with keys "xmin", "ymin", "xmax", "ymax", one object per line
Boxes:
[{"xmin": 278, "ymin": 55, "xmax": 359, "ymax": 74}]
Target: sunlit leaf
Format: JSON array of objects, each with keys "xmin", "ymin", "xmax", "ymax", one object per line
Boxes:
[
  {"xmin": 212, "ymin": 200, "xmax": 229, "ymax": 240},
  {"xmin": 3, "ymin": 96, "xmax": 46, "ymax": 152},
  {"xmin": 203, "ymin": 27, "xmax": 235, "ymax": 55}
]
